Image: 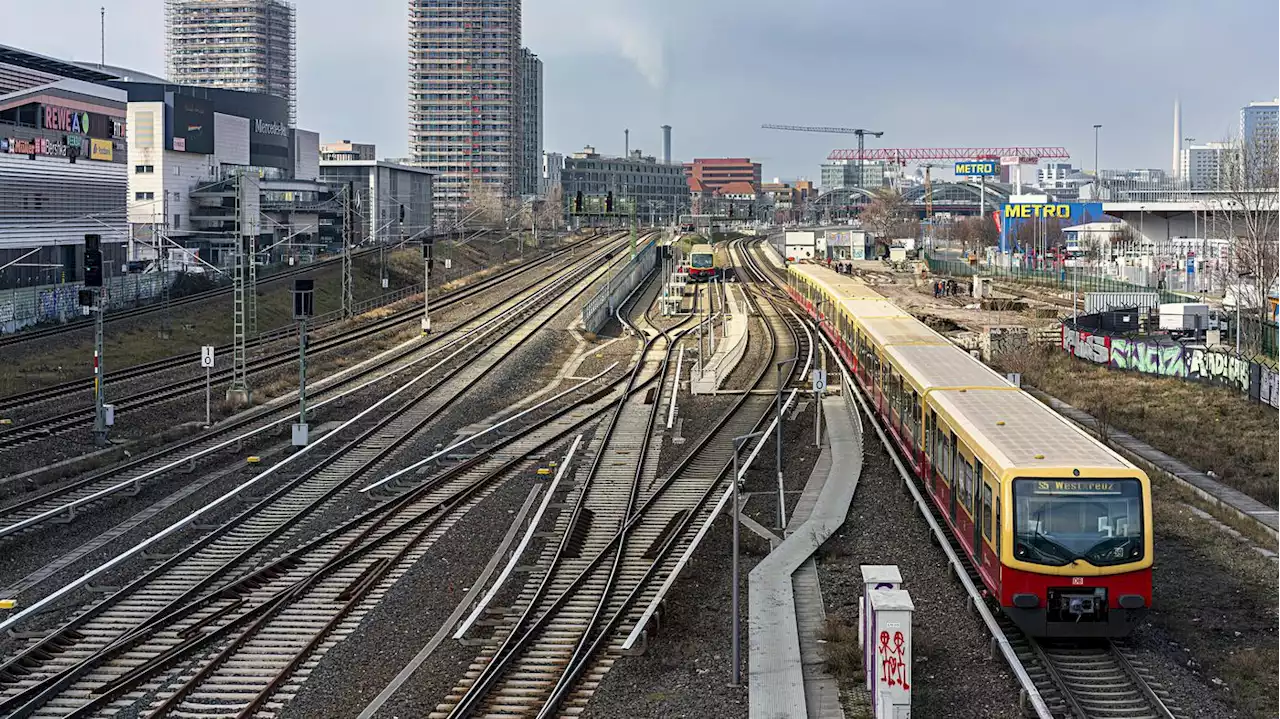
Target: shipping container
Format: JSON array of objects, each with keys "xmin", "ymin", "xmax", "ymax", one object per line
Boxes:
[{"xmin": 1083, "ymin": 291, "xmax": 1160, "ymax": 314}]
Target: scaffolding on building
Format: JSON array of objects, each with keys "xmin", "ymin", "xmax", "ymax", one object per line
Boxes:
[{"xmin": 165, "ymin": 0, "xmax": 297, "ymax": 124}]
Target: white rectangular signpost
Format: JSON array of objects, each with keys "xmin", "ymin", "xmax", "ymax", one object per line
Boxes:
[{"xmin": 201, "ymin": 346, "xmax": 214, "ymax": 427}]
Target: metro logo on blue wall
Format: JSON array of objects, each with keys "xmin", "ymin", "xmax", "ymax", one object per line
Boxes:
[
  {"xmin": 999, "ymin": 202, "xmax": 1106, "ymax": 252},
  {"xmin": 167, "ymin": 94, "xmax": 215, "ymax": 155}
]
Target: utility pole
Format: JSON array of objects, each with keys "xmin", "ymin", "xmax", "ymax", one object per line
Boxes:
[
  {"xmin": 227, "ymin": 174, "xmax": 252, "ymax": 406},
  {"xmin": 342, "ymin": 182, "xmax": 355, "ymax": 319}
]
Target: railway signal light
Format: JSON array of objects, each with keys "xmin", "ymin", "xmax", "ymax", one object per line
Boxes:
[
  {"xmin": 83, "ymin": 234, "xmax": 102, "ymax": 287},
  {"xmin": 574, "ymin": 191, "xmax": 584, "ymax": 213},
  {"xmin": 606, "ymin": 191, "xmax": 614, "ymax": 213}
]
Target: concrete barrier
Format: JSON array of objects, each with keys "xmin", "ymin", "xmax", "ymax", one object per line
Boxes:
[
  {"xmin": 581, "ymin": 239, "xmax": 658, "ymax": 334},
  {"xmin": 691, "ymin": 284, "xmax": 749, "ymax": 393}
]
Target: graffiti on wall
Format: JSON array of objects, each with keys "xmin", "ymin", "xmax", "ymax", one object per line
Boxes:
[
  {"xmin": 1259, "ymin": 363, "xmax": 1280, "ymax": 409},
  {"xmin": 1061, "ymin": 325, "xmax": 1278, "ymax": 408}
]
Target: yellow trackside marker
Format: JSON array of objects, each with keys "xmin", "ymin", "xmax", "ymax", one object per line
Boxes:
[
  {"xmin": 0, "ymin": 599, "xmax": 16, "ymax": 610},
  {"xmin": 1034, "ymin": 454, "xmax": 1045, "ymax": 460},
  {"xmin": 247, "ymin": 456, "xmax": 261, "ymax": 464},
  {"xmin": 0, "ymin": 418, "xmax": 11, "ymax": 425},
  {"xmin": 996, "ymin": 421, "xmax": 1006, "ymax": 426},
  {"xmin": 536, "ymin": 468, "xmax": 551, "ymax": 476},
  {"xmin": 548, "ymin": 461, "xmax": 558, "ymax": 468}
]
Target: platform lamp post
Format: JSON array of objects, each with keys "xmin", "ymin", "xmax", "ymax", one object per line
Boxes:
[
  {"xmin": 730, "ymin": 429, "xmax": 767, "ymax": 687},
  {"xmin": 292, "ymin": 279, "xmax": 314, "ymax": 447},
  {"xmin": 774, "ymin": 354, "xmax": 799, "ymax": 530}
]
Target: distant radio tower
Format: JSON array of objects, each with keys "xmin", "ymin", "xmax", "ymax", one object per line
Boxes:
[{"xmin": 100, "ymin": 7, "xmax": 105, "ymax": 69}]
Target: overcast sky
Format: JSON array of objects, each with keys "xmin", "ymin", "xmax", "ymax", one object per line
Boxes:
[{"xmin": 5, "ymin": 0, "xmax": 1277, "ymax": 181}]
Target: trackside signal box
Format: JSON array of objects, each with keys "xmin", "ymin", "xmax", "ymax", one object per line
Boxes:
[
  {"xmin": 292, "ymin": 279, "xmax": 314, "ymax": 319},
  {"xmin": 84, "ymin": 234, "xmax": 102, "ymax": 287}
]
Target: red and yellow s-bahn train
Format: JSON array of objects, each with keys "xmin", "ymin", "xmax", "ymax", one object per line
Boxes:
[{"xmin": 785, "ymin": 263, "xmax": 1152, "ymax": 638}]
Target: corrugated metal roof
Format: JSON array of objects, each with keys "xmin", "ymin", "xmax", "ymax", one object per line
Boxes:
[
  {"xmin": 933, "ymin": 389, "xmax": 1129, "ymax": 471},
  {"xmin": 888, "ymin": 344, "xmax": 1010, "ymax": 389},
  {"xmin": 839, "ymin": 298, "xmax": 907, "ymax": 319},
  {"xmin": 860, "ymin": 316, "xmax": 949, "ymax": 347}
]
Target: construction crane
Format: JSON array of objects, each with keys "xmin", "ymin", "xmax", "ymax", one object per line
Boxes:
[
  {"xmin": 919, "ymin": 163, "xmax": 945, "ymax": 223},
  {"xmin": 757, "ymin": 124, "xmax": 880, "ymax": 158},
  {"xmin": 762, "ymin": 124, "xmax": 884, "ymax": 187}
]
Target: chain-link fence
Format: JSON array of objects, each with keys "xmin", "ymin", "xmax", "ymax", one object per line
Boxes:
[
  {"xmin": 926, "ymin": 256, "xmax": 1191, "ymax": 305},
  {"xmin": 0, "ymin": 271, "xmax": 181, "ymax": 334}
]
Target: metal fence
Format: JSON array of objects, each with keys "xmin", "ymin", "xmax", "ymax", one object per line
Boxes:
[
  {"xmin": 925, "ymin": 256, "xmax": 1192, "ymax": 305},
  {"xmin": 0, "ymin": 271, "xmax": 180, "ymax": 334},
  {"xmin": 581, "ymin": 240, "xmax": 658, "ymax": 334},
  {"xmin": 1061, "ymin": 318, "xmax": 1279, "ymax": 409}
]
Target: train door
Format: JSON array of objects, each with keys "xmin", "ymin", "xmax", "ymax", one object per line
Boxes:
[
  {"xmin": 948, "ymin": 433, "xmax": 958, "ymax": 523},
  {"xmin": 972, "ymin": 459, "xmax": 985, "ymax": 565}
]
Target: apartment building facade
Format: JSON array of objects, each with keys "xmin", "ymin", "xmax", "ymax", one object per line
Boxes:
[
  {"xmin": 164, "ymin": 0, "xmax": 297, "ymax": 125},
  {"xmin": 408, "ymin": 0, "xmax": 523, "ymax": 215},
  {"xmin": 519, "ymin": 49, "xmax": 542, "ymax": 197}
]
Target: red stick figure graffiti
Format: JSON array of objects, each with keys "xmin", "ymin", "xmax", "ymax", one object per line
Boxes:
[{"xmin": 878, "ymin": 630, "xmax": 910, "ymax": 690}]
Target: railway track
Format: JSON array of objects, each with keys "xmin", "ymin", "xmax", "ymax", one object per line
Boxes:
[
  {"xmin": 0, "ymin": 234, "xmax": 611, "ymax": 432},
  {"xmin": 0, "ymin": 235, "xmax": 642, "ymax": 717},
  {"xmin": 431, "ymin": 239, "xmax": 811, "ymax": 717},
  {"xmin": 0, "ymin": 244, "xmax": 389, "ymax": 350},
  {"xmin": 799, "ymin": 254, "xmax": 1181, "ymax": 719},
  {"xmin": 0, "ymin": 238, "xmax": 631, "ymax": 545}
]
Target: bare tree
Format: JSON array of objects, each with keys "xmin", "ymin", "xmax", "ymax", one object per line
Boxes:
[
  {"xmin": 539, "ymin": 185, "xmax": 565, "ymax": 230},
  {"xmin": 860, "ymin": 188, "xmax": 910, "ymax": 241},
  {"xmin": 464, "ymin": 184, "xmax": 508, "ymax": 229},
  {"xmin": 1218, "ymin": 133, "xmax": 1279, "ymax": 352}
]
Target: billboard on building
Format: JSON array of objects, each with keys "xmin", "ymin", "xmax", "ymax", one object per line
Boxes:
[
  {"xmin": 168, "ymin": 95, "xmax": 215, "ymax": 154},
  {"xmin": 954, "ymin": 161, "xmax": 999, "ymax": 177},
  {"xmin": 999, "ymin": 202, "xmax": 1106, "ymax": 253},
  {"xmin": 89, "ymin": 139, "xmax": 113, "ymax": 161}
]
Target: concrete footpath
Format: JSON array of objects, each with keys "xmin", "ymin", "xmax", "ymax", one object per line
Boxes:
[
  {"xmin": 1027, "ymin": 388, "xmax": 1279, "ymax": 538},
  {"xmin": 749, "ymin": 396, "xmax": 863, "ymax": 719}
]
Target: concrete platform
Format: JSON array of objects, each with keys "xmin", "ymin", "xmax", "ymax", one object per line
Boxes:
[
  {"xmin": 1028, "ymin": 388, "xmax": 1279, "ymax": 537},
  {"xmin": 749, "ymin": 396, "xmax": 862, "ymax": 719}
]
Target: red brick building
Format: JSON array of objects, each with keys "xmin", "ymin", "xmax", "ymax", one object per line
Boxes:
[{"xmin": 684, "ymin": 158, "xmax": 762, "ymax": 195}]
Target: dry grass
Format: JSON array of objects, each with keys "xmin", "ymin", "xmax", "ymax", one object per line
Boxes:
[
  {"xmin": 996, "ymin": 345, "xmax": 1278, "ymax": 508},
  {"xmin": 818, "ymin": 616, "xmax": 864, "ymax": 681},
  {"xmin": 1148, "ymin": 499, "xmax": 1278, "ymax": 718}
]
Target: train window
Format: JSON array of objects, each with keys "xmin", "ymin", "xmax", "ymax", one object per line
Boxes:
[
  {"xmin": 960, "ymin": 458, "xmax": 974, "ymax": 511},
  {"xmin": 982, "ymin": 483, "xmax": 994, "ymax": 540},
  {"xmin": 994, "ymin": 498, "xmax": 1001, "ymax": 557}
]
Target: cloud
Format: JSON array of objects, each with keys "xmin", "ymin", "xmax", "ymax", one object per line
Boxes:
[{"xmin": 526, "ymin": 0, "xmax": 666, "ymax": 89}]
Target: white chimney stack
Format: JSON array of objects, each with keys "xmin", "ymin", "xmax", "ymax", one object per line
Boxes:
[{"xmin": 1172, "ymin": 97, "xmax": 1182, "ymax": 179}]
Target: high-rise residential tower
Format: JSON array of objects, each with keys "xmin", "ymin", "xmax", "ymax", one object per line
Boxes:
[
  {"xmin": 519, "ymin": 48, "xmax": 543, "ymax": 197},
  {"xmin": 165, "ymin": 0, "xmax": 297, "ymax": 125},
  {"xmin": 409, "ymin": 0, "xmax": 523, "ymax": 214}
]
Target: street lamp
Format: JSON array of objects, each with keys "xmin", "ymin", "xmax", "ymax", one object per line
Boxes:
[
  {"xmin": 730, "ymin": 429, "xmax": 767, "ymax": 687},
  {"xmin": 774, "ymin": 355, "xmax": 799, "ymax": 529},
  {"xmin": 1092, "ymin": 124, "xmax": 1102, "ymax": 198},
  {"xmin": 1236, "ymin": 270, "xmax": 1255, "ymax": 353}
]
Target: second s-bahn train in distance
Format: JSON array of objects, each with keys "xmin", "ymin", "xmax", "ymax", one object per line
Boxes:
[
  {"xmin": 688, "ymin": 244, "xmax": 718, "ymax": 281},
  {"xmin": 786, "ymin": 262, "xmax": 1153, "ymax": 638}
]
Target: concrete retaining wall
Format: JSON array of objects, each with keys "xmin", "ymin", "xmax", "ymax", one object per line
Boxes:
[{"xmin": 581, "ymin": 239, "xmax": 658, "ymax": 334}]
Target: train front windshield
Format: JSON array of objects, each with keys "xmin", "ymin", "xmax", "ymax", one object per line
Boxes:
[
  {"xmin": 691, "ymin": 254, "xmax": 714, "ymax": 268},
  {"xmin": 1012, "ymin": 479, "xmax": 1144, "ymax": 567}
]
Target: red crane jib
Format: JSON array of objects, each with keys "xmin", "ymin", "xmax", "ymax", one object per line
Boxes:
[{"xmin": 826, "ymin": 147, "xmax": 1070, "ymax": 163}]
